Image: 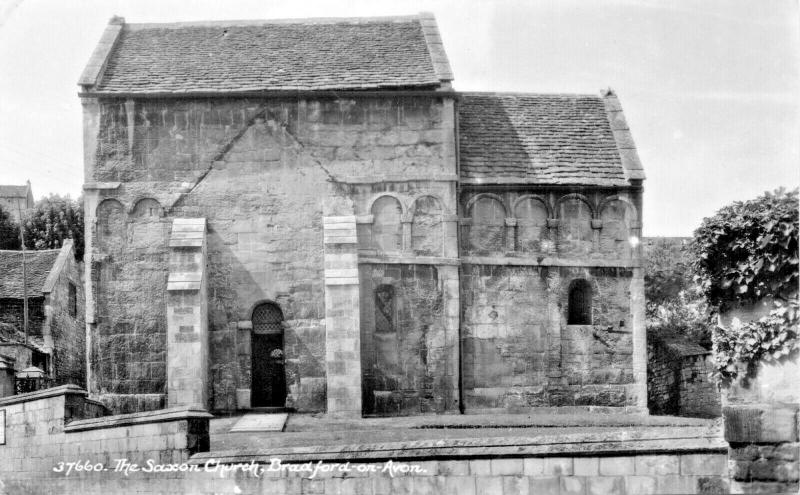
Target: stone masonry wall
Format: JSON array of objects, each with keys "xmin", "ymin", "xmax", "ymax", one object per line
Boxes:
[
  {"xmin": 0, "ymin": 297, "xmax": 45, "ymax": 337},
  {"xmin": 461, "ymin": 265, "xmax": 636, "ymax": 411},
  {"xmin": 84, "ymin": 96, "xmax": 452, "ymax": 413},
  {"xmin": 648, "ymin": 340, "xmax": 721, "ymax": 418},
  {"xmin": 359, "ymin": 263, "xmax": 457, "ymax": 416},
  {"xmin": 43, "ymin": 250, "xmax": 86, "ymax": 388},
  {"xmin": 0, "ymin": 385, "xmax": 211, "ymax": 495}
]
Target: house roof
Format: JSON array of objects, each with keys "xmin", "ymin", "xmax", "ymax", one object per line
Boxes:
[
  {"xmin": 0, "ymin": 249, "xmax": 62, "ymax": 299},
  {"xmin": 458, "ymin": 92, "xmax": 645, "ymax": 186},
  {"xmin": 0, "ymin": 185, "xmax": 30, "ymax": 199},
  {"xmin": 80, "ymin": 14, "xmax": 453, "ymax": 94}
]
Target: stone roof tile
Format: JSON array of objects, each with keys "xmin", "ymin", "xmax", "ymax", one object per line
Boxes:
[
  {"xmin": 0, "ymin": 185, "xmax": 29, "ymax": 198},
  {"xmin": 0, "ymin": 250, "xmax": 61, "ymax": 299},
  {"xmin": 458, "ymin": 92, "xmax": 633, "ymax": 186},
  {"xmin": 86, "ymin": 15, "xmax": 451, "ymax": 94}
]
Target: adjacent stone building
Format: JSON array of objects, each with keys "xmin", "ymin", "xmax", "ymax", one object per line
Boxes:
[
  {"xmin": 0, "ymin": 181, "xmax": 34, "ymax": 223},
  {"xmin": 79, "ymin": 14, "xmax": 646, "ymax": 416},
  {"xmin": 0, "ymin": 240, "xmax": 86, "ymax": 393}
]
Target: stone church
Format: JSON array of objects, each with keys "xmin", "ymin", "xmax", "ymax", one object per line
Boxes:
[{"xmin": 79, "ymin": 13, "xmax": 646, "ymax": 417}]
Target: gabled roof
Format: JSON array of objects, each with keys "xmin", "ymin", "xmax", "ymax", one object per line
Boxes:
[
  {"xmin": 0, "ymin": 248, "xmax": 62, "ymax": 299},
  {"xmin": 458, "ymin": 91, "xmax": 645, "ymax": 186},
  {"xmin": 0, "ymin": 184, "xmax": 31, "ymax": 199},
  {"xmin": 79, "ymin": 14, "xmax": 453, "ymax": 95}
]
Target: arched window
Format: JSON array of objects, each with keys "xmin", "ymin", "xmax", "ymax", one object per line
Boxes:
[{"xmin": 568, "ymin": 279, "xmax": 592, "ymax": 325}]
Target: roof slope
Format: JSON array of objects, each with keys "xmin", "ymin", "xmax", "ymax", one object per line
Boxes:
[
  {"xmin": 0, "ymin": 185, "xmax": 29, "ymax": 198},
  {"xmin": 0, "ymin": 250, "xmax": 61, "ymax": 299},
  {"xmin": 82, "ymin": 14, "xmax": 453, "ymax": 94},
  {"xmin": 458, "ymin": 92, "xmax": 641, "ymax": 186}
]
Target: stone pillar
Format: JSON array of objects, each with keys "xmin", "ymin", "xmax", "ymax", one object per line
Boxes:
[
  {"xmin": 124, "ymin": 99, "xmax": 135, "ymax": 152},
  {"xmin": 504, "ymin": 217, "xmax": 517, "ymax": 252},
  {"xmin": 546, "ymin": 219, "xmax": 560, "ymax": 254},
  {"xmin": 591, "ymin": 219, "xmax": 603, "ymax": 253},
  {"xmin": 401, "ymin": 217, "xmax": 413, "ymax": 254},
  {"xmin": 166, "ymin": 218, "xmax": 208, "ymax": 408},
  {"xmin": 440, "ymin": 265, "xmax": 461, "ymax": 412},
  {"xmin": 323, "ymin": 216, "xmax": 362, "ymax": 417},
  {"xmin": 630, "ymin": 266, "xmax": 647, "ymax": 410},
  {"xmin": 545, "ymin": 267, "xmax": 563, "ymax": 384},
  {"xmin": 442, "ymin": 215, "xmax": 459, "ymax": 258}
]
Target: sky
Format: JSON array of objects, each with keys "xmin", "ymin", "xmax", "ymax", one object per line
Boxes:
[{"xmin": 0, "ymin": 0, "xmax": 797, "ymax": 236}]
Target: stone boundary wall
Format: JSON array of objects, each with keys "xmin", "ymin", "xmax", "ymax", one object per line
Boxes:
[{"xmin": 0, "ymin": 385, "xmax": 211, "ymax": 494}]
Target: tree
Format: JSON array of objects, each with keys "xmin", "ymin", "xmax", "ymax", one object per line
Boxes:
[
  {"xmin": 691, "ymin": 188, "xmax": 799, "ymax": 382},
  {"xmin": 644, "ymin": 237, "xmax": 713, "ymax": 349},
  {"xmin": 22, "ymin": 195, "xmax": 84, "ymax": 260},
  {"xmin": 0, "ymin": 204, "xmax": 21, "ymax": 250}
]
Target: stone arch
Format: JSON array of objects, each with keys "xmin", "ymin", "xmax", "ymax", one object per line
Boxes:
[
  {"xmin": 466, "ymin": 194, "xmax": 507, "ymax": 253},
  {"xmin": 366, "ymin": 192, "xmax": 408, "ymax": 217},
  {"xmin": 599, "ymin": 198, "xmax": 638, "ymax": 258},
  {"xmin": 514, "ymin": 195, "xmax": 549, "ymax": 252},
  {"xmin": 410, "ymin": 195, "xmax": 444, "ymax": 256},
  {"xmin": 370, "ymin": 195, "xmax": 403, "ymax": 253},
  {"xmin": 556, "ymin": 195, "xmax": 593, "ymax": 256},
  {"xmin": 567, "ymin": 279, "xmax": 593, "ymax": 325},
  {"xmin": 555, "ymin": 193, "xmax": 595, "ymax": 218},
  {"xmin": 465, "ymin": 193, "xmax": 509, "ymax": 218},
  {"xmin": 598, "ymin": 195, "xmax": 637, "ymax": 221},
  {"xmin": 130, "ymin": 197, "xmax": 163, "ymax": 219}
]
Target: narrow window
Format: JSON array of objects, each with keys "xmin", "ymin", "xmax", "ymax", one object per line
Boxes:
[
  {"xmin": 68, "ymin": 282, "xmax": 77, "ymax": 318},
  {"xmin": 568, "ymin": 279, "xmax": 592, "ymax": 324}
]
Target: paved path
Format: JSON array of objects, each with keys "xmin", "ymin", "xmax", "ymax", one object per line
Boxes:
[{"xmin": 209, "ymin": 412, "xmax": 720, "ymax": 452}]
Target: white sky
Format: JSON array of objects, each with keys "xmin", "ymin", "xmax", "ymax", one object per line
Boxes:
[{"xmin": 0, "ymin": 0, "xmax": 797, "ymax": 236}]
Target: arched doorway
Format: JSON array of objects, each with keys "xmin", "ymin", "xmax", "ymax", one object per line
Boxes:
[{"xmin": 251, "ymin": 302, "xmax": 286, "ymax": 408}]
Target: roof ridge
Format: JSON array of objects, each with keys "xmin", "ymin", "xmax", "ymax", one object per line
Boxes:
[
  {"xmin": 459, "ymin": 91, "xmax": 603, "ymax": 98},
  {"xmin": 0, "ymin": 249, "xmax": 63, "ymax": 254},
  {"xmin": 124, "ymin": 14, "xmax": 424, "ymax": 30}
]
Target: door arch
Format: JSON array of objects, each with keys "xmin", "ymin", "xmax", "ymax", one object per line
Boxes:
[{"xmin": 251, "ymin": 302, "xmax": 286, "ymax": 408}]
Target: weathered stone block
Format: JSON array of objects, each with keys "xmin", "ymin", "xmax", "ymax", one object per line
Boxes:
[
  {"xmin": 560, "ymin": 476, "xmax": 586, "ymax": 495},
  {"xmin": 599, "ymin": 456, "xmax": 635, "ymax": 476},
  {"xmin": 587, "ymin": 476, "xmax": 624, "ymax": 495},
  {"xmin": 491, "ymin": 458, "xmax": 524, "ymax": 476},
  {"xmin": 635, "ymin": 455, "xmax": 680, "ymax": 476},
  {"xmin": 529, "ymin": 476, "xmax": 560, "ymax": 494},
  {"xmin": 680, "ymin": 454, "xmax": 727, "ymax": 476},
  {"xmin": 476, "ymin": 476, "xmax": 503, "ymax": 494},
  {"xmin": 625, "ymin": 475, "xmax": 657, "ymax": 494},
  {"xmin": 441, "ymin": 476, "xmax": 476, "ymax": 495}
]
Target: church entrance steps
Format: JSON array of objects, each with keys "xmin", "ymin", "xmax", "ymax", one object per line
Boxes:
[{"xmin": 229, "ymin": 412, "xmax": 289, "ymax": 433}]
